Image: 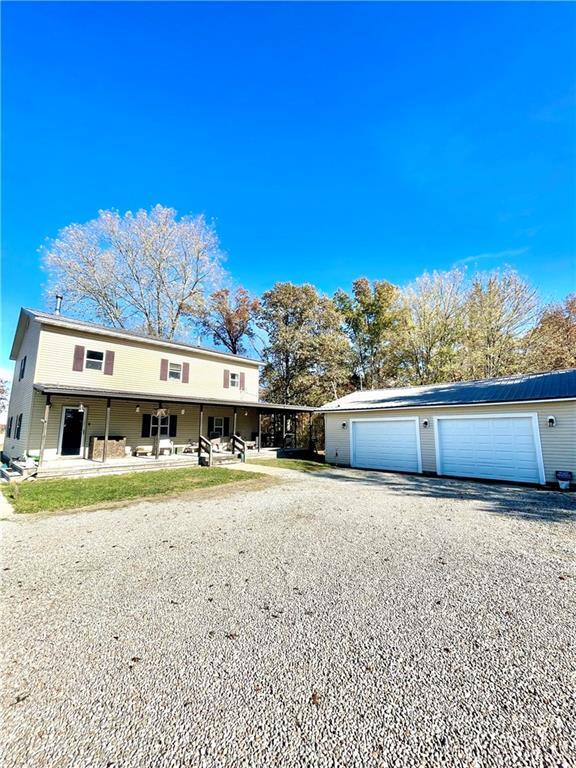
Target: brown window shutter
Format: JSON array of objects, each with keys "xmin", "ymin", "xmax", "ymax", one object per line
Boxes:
[
  {"xmin": 223, "ymin": 369, "xmax": 230, "ymax": 388},
  {"xmin": 239, "ymin": 372, "xmax": 246, "ymax": 391},
  {"xmin": 160, "ymin": 358, "xmax": 169, "ymax": 381},
  {"xmin": 104, "ymin": 350, "xmax": 115, "ymax": 375},
  {"xmin": 182, "ymin": 362, "xmax": 189, "ymax": 384},
  {"xmin": 73, "ymin": 345, "xmax": 85, "ymax": 371}
]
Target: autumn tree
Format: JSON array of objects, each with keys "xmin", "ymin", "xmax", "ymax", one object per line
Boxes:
[
  {"xmin": 334, "ymin": 278, "xmax": 405, "ymax": 389},
  {"xmin": 258, "ymin": 283, "xmax": 352, "ymax": 406},
  {"xmin": 199, "ymin": 287, "xmax": 260, "ymax": 355},
  {"xmin": 460, "ymin": 270, "xmax": 539, "ymax": 379},
  {"xmin": 0, "ymin": 379, "xmax": 8, "ymax": 415},
  {"xmin": 524, "ymin": 294, "xmax": 576, "ymax": 372},
  {"xmin": 399, "ymin": 270, "xmax": 466, "ymax": 385},
  {"xmin": 43, "ymin": 204, "xmax": 225, "ymax": 340}
]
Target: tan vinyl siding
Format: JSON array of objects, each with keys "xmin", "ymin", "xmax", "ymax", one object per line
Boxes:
[
  {"xmin": 324, "ymin": 400, "xmax": 576, "ymax": 484},
  {"xmin": 4, "ymin": 319, "xmax": 41, "ymax": 459},
  {"xmin": 35, "ymin": 326, "xmax": 260, "ymax": 403},
  {"xmin": 27, "ymin": 393, "xmax": 260, "ymax": 460}
]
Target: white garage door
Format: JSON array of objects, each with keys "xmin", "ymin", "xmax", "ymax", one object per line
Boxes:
[
  {"xmin": 436, "ymin": 415, "xmax": 543, "ymax": 484},
  {"xmin": 351, "ymin": 419, "xmax": 421, "ymax": 473}
]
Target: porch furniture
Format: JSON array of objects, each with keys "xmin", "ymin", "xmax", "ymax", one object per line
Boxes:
[
  {"xmin": 89, "ymin": 435, "xmax": 127, "ymax": 460},
  {"xmin": 158, "ymin": 439, "xmax": 174, "ymax": 455},
  {"xmin": 174, "ymin": 442, "xmax": 198, "ymax": 454},
  {"xmin": 134, "ymin": 445, "xmax": 153, "ymax": 457},
  {"xmin": 210, "ymin": 437, "xmax": 231, "ymax": 452}
]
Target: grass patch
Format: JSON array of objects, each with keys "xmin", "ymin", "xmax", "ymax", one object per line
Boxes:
[
  {"xmin": 248, "ymin": 458, "xmax": 326, "ymax": 473},
  {"xmin": 2, "ymin": 466, "xmax": 261, "ymax": 514}
]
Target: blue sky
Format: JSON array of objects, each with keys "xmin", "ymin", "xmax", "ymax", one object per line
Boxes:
[{"xmin": 2, "ymin": 1, "xmax": 575, "ymax": 376}]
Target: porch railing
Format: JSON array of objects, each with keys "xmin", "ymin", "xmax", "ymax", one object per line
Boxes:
[
  {"xmin": 198, "ymin": 435, "xmax": 213, "ymax": 467},
  {"xmin": 231, "ymin": 434, "xmax": 247, "ymax": 463}
]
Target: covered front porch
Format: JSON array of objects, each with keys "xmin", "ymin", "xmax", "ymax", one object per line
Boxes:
[{"xmin": 27, "ymin": 384, "xmax": 316, "ymax": 478}]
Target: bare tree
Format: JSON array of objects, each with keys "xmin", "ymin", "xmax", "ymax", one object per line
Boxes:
[
  {"xmin": 399, "ymin": 269, "xmax": 466, "ymax": 384},
  {"xmin": 198, "ymin": 287, "xmax": 260, "ymax": 355},
  {"xmin": 461, "ymin": 269, "xmax": 539, "ymax": 379},
  {"xmin": 43, "ymin": 204, "xmax": 225, "ymax": 339}
]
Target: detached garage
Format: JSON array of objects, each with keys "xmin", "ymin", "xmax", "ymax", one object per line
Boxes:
[{"xmin": 322, "ymin": 370, "xmax": 576, "ymax": 487}]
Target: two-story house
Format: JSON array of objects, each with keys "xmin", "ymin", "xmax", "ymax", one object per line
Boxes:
[{"xmin": 4, "ymin": 308, "xmax": 313, "ymax": 477}]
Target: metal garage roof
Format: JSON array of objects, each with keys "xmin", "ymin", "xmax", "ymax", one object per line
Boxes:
[{"xmin": 320, "ymin": 369, "xmax": 576, "ymax": 412}]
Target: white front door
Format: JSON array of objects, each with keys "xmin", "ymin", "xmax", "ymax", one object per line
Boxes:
[
  {"xmin": 351, "ymin": 419, "xmax": 421, "ymax": 473},
  {"xmin": 435, "ymin": 415, "xmax": 544, "ymax": 484},
  {"xmin": 59, "ymin": 407, "xmax": 87, "ymax": 457}
]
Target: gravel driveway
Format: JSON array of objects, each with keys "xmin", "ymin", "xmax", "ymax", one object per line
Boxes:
[{"xmin": 2, "ymin": 467, "xmax": 575, "ymax": 768}]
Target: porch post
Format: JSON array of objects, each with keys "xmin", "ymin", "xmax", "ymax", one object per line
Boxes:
[
  {"xmin": 155, "ymin": 402, "xmax": 162, "ymax": 459},
  {"xmin": 198, "ymin": 404, "xmax": 204, "ymax": 462},
  {"xmin": 233, "ymin": 407, "xmax": 237, "ymax": 437},
  {"xmin": 38, "ymin": 394, "xmax": 51, "ymax": 469},
  {"xmin": 308, "ymin": 412, "xmax": 314, "ymax": 453},
  {"xmin": 257, "ymin": 412, "xmax": 262, "ymax": 453},
  {"xmin": 282, "ymin": 413, "xmax": 286, "ymax": 448},
  {"xmin": 102, "ymin": 398, "xmax": 111, "ymax": 463}
]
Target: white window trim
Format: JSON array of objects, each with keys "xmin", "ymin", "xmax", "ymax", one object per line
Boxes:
[
  {"xmin": 348, "ymin": 417, "xmax": 423, "ymax": 474},
  {"xmin": 213, "ymin": 416, "xmax": 225, "ymax": 437},
  {"xmin": 432, "ymin": 412, "xmax": 545, "ymax": 486},
  {"xmin": 58, "ymin": 405, "xmax": 88, "ymax": 457},
  {"xmin": 85, "ymin": 349, "xmax": 104, "ymax": 371},
  {"xmin": 229, "ymin": 372, "xmax": 240, "ymax": 389},
  {"xmin": 168, "ymin": 362, "xmax": 182, "ymax": 381}
]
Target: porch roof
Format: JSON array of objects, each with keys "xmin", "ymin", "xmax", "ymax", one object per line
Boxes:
[{"xmin": 34, "ymin": 383, "xmax": 316, "ymax": 413}]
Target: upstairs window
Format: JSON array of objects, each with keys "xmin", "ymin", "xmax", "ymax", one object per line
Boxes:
[
  {"xmin": 230, "ymin": 372, "xmax": 240, "ymax": 388},
  {"xmin": 7, "ymin": 416, "xmax": 13, "ymax": 438},
  {"xmin": 85, "ymin": 350, "xmax": 104, "ymax": 371},
  {"xmin": 19, "ymin": 356, "xmax": 27, "ymax": 381},
  {"xmin": 169, "ymin": 363, "xmax": 182, "ymax": 381}
]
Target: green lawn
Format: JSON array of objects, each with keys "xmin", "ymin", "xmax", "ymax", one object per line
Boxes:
[
  {"xmin": 248, "ymin": 458, "xmax": 326, "ymax": 473},
  {"xmin": 3, "ymin": 466, "xmax": 261, "ymax": 514}
]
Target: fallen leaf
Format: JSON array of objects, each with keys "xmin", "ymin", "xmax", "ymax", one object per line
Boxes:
[
  {"xmin": 10, "ymin": 693, "xmax": 29, "ymax": 706},
  {"xmin": 311, "ymin": 690, "xmax": 322, "ymax": 706}
]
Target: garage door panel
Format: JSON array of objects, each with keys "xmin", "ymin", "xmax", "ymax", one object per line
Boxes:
[
  {"xmin": 437, "ymin": 416, "xmax": 541, "ymax": 483},
  {"xmin": 352, "ymin": 420, "xmax": 420, "ymax": 473}
]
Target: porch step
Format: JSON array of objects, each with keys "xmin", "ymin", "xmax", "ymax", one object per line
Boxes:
[
  {"xmin": 36, "ymin": 457, "xmax": 201, "ymax": 480},
  {"xmin": 0, "ymin": 467, "xmax": 23, "ymax": 482},
  {"xmin": 210, "ymin": 452, "xmax": 243, "ymax": 466}
]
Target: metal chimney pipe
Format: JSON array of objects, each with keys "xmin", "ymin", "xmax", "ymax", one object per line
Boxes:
[{"xmin": 55, "ymin": 295, "xmax": 63, "ymax": 315}]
